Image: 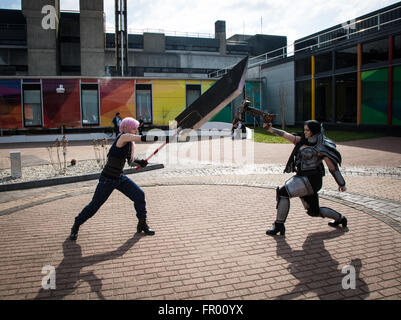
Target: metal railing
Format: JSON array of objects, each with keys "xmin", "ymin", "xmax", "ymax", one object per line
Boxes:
[
  {"xmin": 208, "ymin": 4, "xmax": 401, "ymax": 78},
  {"xmin": 105, "ymin": 27, "xmax": 214, "ymax": 38},
  {"xmin": 0, "ymin": 23, "xmax": 26, "ymax": 30}
]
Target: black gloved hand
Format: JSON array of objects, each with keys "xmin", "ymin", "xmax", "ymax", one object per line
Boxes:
[
  {"xmin": 140, "ymin": 135, "xmax": 158, "ymax": 142},
  {"xmin": 134, "ymin": 159, "xmax": 148, "ymax": 168}
]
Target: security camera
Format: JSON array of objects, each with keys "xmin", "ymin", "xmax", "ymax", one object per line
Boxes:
[{"xmin": 56, "ymin": 84, "xmax": 65, "ymax": 94}]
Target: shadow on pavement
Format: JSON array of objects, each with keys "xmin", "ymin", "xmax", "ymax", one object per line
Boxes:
[
  {"xmin": 34, "ymin": 233, "xmax": 143, "ymax": 300},
  {"xmin": 273, "ymin": 229, "xmax": 370, "ymax": 300},
  {"xmin": 338, "ymin": 137, "xmax": 401, "ymax": 154}
]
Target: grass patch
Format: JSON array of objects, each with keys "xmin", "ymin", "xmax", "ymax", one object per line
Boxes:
[{"xmin": 251, "ymin": 126, "xmax": 386, "ymax": 143}]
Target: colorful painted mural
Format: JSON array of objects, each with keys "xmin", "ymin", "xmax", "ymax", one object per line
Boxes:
[
  {"xmin": 100, "ymin": 79, "xmax": 135, "ymax": 127},
  {"xmin": 0, "ymin": 80, "xmax": 22, "ymax": 129},
  {"xmin": 0, "ymin": 77, "xmax": 262, "ymax": 130},
  {"xmin": 42, "ymin": 79, "xmax": 81, "ymax": 128}
]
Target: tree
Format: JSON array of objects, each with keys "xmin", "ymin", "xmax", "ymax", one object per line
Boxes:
[{"xmin": 279, "ymin": 85, "xmax": 287, "ymax": 129}]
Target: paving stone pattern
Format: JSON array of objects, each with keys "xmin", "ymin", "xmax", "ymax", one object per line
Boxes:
[{"xmin": 0, "ymin": 137, "xmax": 400, "ymax": 300}]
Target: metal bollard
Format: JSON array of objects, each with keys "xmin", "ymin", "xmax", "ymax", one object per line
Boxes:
[{"xmin": 10, "ymin": 151, "xmax": 22, "ymax": 178}]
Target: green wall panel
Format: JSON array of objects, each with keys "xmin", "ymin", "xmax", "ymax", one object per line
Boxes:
[
  {"xmin": 209, "ymin": 80, "xmax": 262, "ymax": 123},
  {"xmin": 210, "ymin": 104, "xmax": 232, "ymax": 122},
  {"xmin": 245, "ymin": 81, "xmax": 261, "ymax": 123},
  {"xmin": 393, "ymin": 66, "xmax": 401, "ymax": 125},
  {"xmin": 361, "ymin": 68, "xmax": 388, "ymax": 125}
]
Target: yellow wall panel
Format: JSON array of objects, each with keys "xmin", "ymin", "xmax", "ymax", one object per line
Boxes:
[
  {"xmin": 152, "ymin": 80, "xmax": 186, "ymax": 125},
  {"xmin": 151, "ymin": 79, "xmax": 216, "ymax": 125},
  {"xmin": 201, "ymin": 80, "xmax": 214, "ymax": 94},
  {"xmin": 186, "ymin": 80, "xmax": 201, "ymax": 84}
]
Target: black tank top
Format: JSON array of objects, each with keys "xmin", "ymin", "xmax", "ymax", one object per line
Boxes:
[{"xmin": 101, "ymin": 134, "xmax": 131, "ymax": 179}]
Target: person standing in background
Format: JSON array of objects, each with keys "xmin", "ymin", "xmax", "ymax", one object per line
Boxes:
[{"xmin": 112, "ymin": 112, "xmax": 122, "ymax": 136}]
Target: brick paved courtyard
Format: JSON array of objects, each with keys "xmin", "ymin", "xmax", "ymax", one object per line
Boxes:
[{"xmin": 0, "ymin": 136, "xmax": 400, "ymax": 300}]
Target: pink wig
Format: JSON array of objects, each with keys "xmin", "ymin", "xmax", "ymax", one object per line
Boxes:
[{"xmin": 119, "ymin": 117, "xmax": 139, "ymax": 133}]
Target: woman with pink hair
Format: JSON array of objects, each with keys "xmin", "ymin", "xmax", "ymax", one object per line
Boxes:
[{"xmin": 69, "ymin": 117, "xmax": 158, "ymax": 240}]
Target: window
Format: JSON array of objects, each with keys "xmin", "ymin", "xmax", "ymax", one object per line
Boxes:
[
  {"xmin": 81, "ymin": 84, "xmax": 99, "ymax": 125},
  {"xmin": 295, "ymin": 80, "xmax": 311, "ymax": 122},
  {"xmin": 315, "ymin": 77, "xmax": 333, "ymax": 122},
  {"xmin": 23, "ymin": 84, "xmax": 42, "ymax": 127},
  {"xmin": 362, "ymin": 38, "xmax": 388, "ymax": 65},
  {"xmin": 136, "ymin": 84, "xmax": 152, "ymax": 123},
  {"xmin": 335, "ymin": 73, "xmax": 357, "ymax": 123},
  {"xmin": 295, "ymin": 57, "xmax": 311, "ymax": 77},
  {"xmin": 394, "ymin": 34, "xmax": 401, "ymax": 60},
  {"xmin": 335, "ymin": 46, "xmax": 357, "ymax": 70},
  {"xmin": 186, "ymin": 84, "xmax": 201, "ymax": 108},
  {"xmin": 315, "ymin": 52, "xmax": 332, "ymax": 74}
]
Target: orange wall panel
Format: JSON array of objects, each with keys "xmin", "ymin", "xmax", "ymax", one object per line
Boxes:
[
  {"xmin": 0, "ymin": 80, "xmax": 22, "ymax": 129},
  {"xmin": 100, "ymin": 79, "xmax": 135, "ymax": 127}
]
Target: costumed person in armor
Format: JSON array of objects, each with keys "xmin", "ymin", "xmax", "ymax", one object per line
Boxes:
[
  {"xmin": 232, "ymin": 109, "xmax": 246, "ymax": 140},
  {"xmin": 264, "ymin": 120, "xmax": 348, "ymax": 236},
  {"xmin": 231, "ymin": 117, "xmax": 239, "ymax": 139},
  {"xmin": 69, "ymin": 117, "xmax": 158, "ymax": 240}
]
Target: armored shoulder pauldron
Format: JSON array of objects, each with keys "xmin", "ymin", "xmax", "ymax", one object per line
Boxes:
[{"xmin": 314, "ymin": 133, "xmax": 342, "ymax": 166}]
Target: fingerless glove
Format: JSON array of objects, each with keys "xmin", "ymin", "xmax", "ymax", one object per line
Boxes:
[
  {"xmin": 140, "ymin": 135, "xmax": 159, "ymax": 142},
  {"xmin": 133, "ymin": 159, "xmax": 148, "ymax": 168}
]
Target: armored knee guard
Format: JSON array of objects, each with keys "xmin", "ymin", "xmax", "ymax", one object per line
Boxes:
[
  {"xmin": 319, "ymin": 207, "xmax": 341, "ymax": 220},
  {"xmin": 276, "ymin": 187, "xmax": 290, "ymax": 223}
]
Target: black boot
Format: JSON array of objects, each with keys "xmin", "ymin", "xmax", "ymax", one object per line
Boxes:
[
  {"xmin": 69, "ymin": 222, "xmax": 80, "ymax": 240},
  {"xmin": 328, "ymin": 216, "xmax": 348, "ymax": 228},
  {"xmin": 137, "ymin": 218, "xmax": 155, "ymax": 236},
  {"xmin": 266, "ymin": 222, "xmax": 285, "ymax": 236}
]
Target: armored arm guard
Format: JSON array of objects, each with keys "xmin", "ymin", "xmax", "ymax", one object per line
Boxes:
[
  {"xmin": 329, "ymin": 167, "xmax": 346, "ymax": 187},
  {"xmin": 313, "ymin": 130, "xmax": 345, "ymax": 187}
]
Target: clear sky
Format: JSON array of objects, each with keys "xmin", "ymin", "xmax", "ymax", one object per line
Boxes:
[{"xmin": 2, "ymin": 0, "xmax": 400, "ymax": 44}]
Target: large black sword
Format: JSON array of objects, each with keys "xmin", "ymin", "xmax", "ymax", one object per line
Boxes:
[
  {"xmin": 175, "ymin": 56, "xmax": 248, "ymax": 130},
  {"xmin": 137, "ymin": 56, "xmax": 249, "ymax": 170}
]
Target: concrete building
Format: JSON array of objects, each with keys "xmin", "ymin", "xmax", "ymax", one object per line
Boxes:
[{"xmin": 0, "ymin": 0, "xmax": 286, "ymax": 79}]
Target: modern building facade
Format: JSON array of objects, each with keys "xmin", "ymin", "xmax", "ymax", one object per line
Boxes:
[{"xmin": 254, "ymin": 1, "xmax": 401, "ymax": 129}]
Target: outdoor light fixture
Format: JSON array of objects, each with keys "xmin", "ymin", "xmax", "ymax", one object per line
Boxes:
[{"xmin": 56, "ymin": 84, "xmax": 65, "ymax": 94}]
